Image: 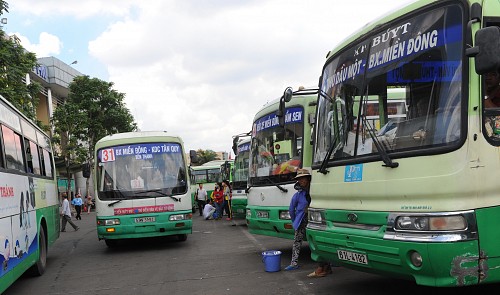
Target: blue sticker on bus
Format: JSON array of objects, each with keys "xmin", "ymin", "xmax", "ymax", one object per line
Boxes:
[{"xmin": 344, "ymin": 164, "xmax": 363, "ymax": 182}]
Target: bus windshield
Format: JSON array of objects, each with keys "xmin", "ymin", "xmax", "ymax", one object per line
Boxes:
[
  {"xmin": 314, "ymin": 4, "xmax": 463, "ymax": 166},
  {"xmin": 97, "ymin": 142, "xmax": 187, "ymax": 199},
  {"xmin": 250, "ymin": 106, "xmax": 304, "ymax": 185},
  {"xmin": 232, "ymin": 141, "xmax": 250, "ymax": 190}
]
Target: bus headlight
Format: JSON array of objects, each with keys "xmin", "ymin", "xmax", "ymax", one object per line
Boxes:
[
  {"xmin": 97, "ymin": 219, "xmax": 120, "ymax": 226},
  {"xmin": 246, "ymin": 209, "xmax": 251, "ymax": 218},
  {"xmin": 394, "ymin": 215, "xmax": 466, "ymax": 231},
  {"xmin": 308, "ymin": 209, "xmax": 326, "ymax": 230},
  {"xmin": 169, "ymin": 213, "xmax": 192, "ymax": 221},
  {"xmin": 280, "ymin": 210, "xmax": 291, "ymax": 220}
]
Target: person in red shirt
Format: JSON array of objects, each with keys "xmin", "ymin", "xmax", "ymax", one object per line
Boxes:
[{"xmin": 213, "ymin": 183, "xmax": 224, "ymax": 220}]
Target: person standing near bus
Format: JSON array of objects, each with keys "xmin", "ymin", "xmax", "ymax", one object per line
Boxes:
[
  {"xmin": 222, "ymin": 180, "xmax": 232, "ymax": 220},
  {"xmin": 61, "ymin": 194, "xmax": 79, "ymax": 232},
  {"xmin": 195, "ymin": 183, "xmax": 208, "ymax": 216},
  {"xmin": 213, "ymin": 183, "xmax": 224, "ymax": 220},
  {"xmin": 72, "ymin": 193, "xmax": 83, "ymax": 220},
  {"xmin": 284, "ymin": 169, "xmax": 312, "ymax": 271},
  {"xmin": 86, "ymin": 195, "xmax": 93, "ymax": 214}
]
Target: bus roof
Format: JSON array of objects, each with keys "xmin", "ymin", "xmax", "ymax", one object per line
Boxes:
[
  {"xmin": 254, "ymin": 87, "xmax": 318, "ymax": 121},
  {"xmin": 96, "ymin": 131, "xmax": 184, "ymax": 148}
]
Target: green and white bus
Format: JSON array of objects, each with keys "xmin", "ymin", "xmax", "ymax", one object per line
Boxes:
[
  {"xmin": 94, "ymin": 131, "xmax": 192, "ymax": 247},
  {"xmin": 0, "ymin": 95, "xmax": 59, "ymax": 293},
  {"xmin": 189, "ymin": 160, "xmax": 233, "ymax": 211},
  {"xmin": 231, "ymin": 136, "xmax": 251, "ymax": 218},
  {"xmin": 246, "ymin": 87, "xmax": 317, "ymax": 239},
  {"xmin": 306, "ymin": 0, "xmax": 500, "ymax": 287}
]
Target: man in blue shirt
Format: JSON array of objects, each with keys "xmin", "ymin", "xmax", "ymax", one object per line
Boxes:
[
  {"xmin": 284, "ymin": 169, "xmax": 312, "ymax": 271},
  {"xmin": 71, "ymin": 193, "xmax": 83, "ymax": 220}
]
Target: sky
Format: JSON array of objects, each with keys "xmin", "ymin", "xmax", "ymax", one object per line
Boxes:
[{"xmin": 4, "ymin": 0, "xmax": 413, "ymax": 156}]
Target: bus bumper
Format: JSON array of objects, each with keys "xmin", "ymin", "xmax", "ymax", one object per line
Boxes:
[
  {"xmin": 306, "ymin": 228, "xmax": 481, "ymax": 287},
  {"xmin": 97, "ymin": 213, "xmax": 192, "ymax": 240},
  {"xmin": 246, "ymin": 205, "xmax": 295, "ymax": 240}
]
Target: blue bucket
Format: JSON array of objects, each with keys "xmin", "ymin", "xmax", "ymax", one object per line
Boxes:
[{"xmin": 262, "ymin": 250, "xmax": 282, "ymax": 272}]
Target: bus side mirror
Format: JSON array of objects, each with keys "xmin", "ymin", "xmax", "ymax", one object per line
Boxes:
[
  {"xmin": 232, "ymin": 136, "xmax": 239, "ymax": 155},
  {"xmin": 82, "ymin": 163, "xmax": 91, "ymax": 178},
  {"xmin": 189, "ymin": 150, "xmax": 198, "ymax": 164},
  {"xmin": 469, "ymin": 26, "xmax": 500, "ymax": 74},
  {"xmin": 278, "ymin": 87, "xmax": 293, "ymax": 127}
]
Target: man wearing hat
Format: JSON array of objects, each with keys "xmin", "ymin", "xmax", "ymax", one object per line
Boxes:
[{"xmin": 284, "ymin": 169, "xmax": 312, "ymax": 271}]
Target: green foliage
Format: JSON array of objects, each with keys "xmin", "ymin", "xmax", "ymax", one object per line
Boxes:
[
  {"xmin": 196, "ymin": 149, "xmax": 220, "ymax": 165},
  {"xmin": 0, "ymin": 30, "xmax": 42, "ymax": 122},
  {"xmin": 0, "ymin": 0, "xmax": 8, "ymax": 15},
  {"xmin": 52, "ymin": 75, "xmax": 136, "ymax": 165}
]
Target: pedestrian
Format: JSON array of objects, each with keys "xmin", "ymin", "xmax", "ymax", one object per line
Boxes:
[
  {"xmin": 86, "ymin": 195, "xmax": 93, "ymax": 214},
  {"xmin": 222, "ymin": 180, "xmax": 232, "ymax": 220},
  {"xmin": 284, "ymin": 169, "xmax": 312, "ymax": 271},
  {"xmin": 72, "ymin": 193, "xmax": 83, "ymax": 220},
  {"xmin": 195, "ymin": 183, "xmax": 208, "ymax": 216},
  {"xmin": 203, "ymin": 199, "xmax": 216, "ymax": 220},
  {"xmin": 61, "ymin": 193, "xmax": 79, "ymax": 232},
  {"xmin": 213, "ymin": 183, "xmax": 224, "ymax": 220}
]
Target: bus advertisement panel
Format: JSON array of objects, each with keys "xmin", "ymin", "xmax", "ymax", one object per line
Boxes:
[{"xmin": 0, "ymin": 95, "xmax": 59, "ymax": 293}]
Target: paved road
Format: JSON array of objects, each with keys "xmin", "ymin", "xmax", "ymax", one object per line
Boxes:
[{"xmin": 5, "ymin": 212, "xmax": 499, "ymax": 295}]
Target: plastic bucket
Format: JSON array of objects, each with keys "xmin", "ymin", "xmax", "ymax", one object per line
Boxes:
[{"xmin": 262, "ymin": 250, "xmax": 282, "ymax": 272}]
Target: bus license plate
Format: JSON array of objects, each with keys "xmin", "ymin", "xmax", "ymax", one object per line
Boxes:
[
  {"xmin": 135, "ymin": 217, "xmax": 156, "ymax": 223},
  {"xmin": 337, "ymin": 250, "xmax": 368, "ymax": 265}
]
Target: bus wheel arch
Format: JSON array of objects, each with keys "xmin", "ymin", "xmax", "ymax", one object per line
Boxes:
[{"xmin": 28, "ymin": 219, "xmax": 47, "ymax": 276}]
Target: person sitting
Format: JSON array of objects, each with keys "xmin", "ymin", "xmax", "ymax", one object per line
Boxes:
[{"xmin": 203, "ymin": 199, "xmax": 216, "ymax": 220}]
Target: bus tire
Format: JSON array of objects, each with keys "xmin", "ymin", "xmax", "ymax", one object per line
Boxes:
[
  {"xmin": 177, "ymin": 234, "xmax": 187, "ymax": 242},
  {"xmin": 105, "ymin": 239, "xmax": 119, "ymax": 248},
  {"xmin": 28, "ymin": 226, "xmax": 47, "ymax": 276}
]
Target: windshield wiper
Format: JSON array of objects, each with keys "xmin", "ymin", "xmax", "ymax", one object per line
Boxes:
[
  {"xmin": 136, "ymin": 189, "xmax": 181, "ymax": 202},
  {"xmin": 264, "ymin": 177, "xmax": 288, "ymax": 193},
  {"xmin": 361, "ymin": 98, "xmax": 398, "ymax": 168},
  {"xmin": 318, "ymin": 141, "xmax": 343, "ymax": 174},
  {"xmin": 108, "ymin": 198, "xmax": 125, "ymax": 207}
]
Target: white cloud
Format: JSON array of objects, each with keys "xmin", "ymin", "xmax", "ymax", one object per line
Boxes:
[
  {"xmin": 14, "ymin": 32, "xmax": 63, "ymax": 57},
  {"xmin": 11, "ymin": 0, "xmax": 137, "ymax": 19},
  {"xmin": 10, "ymin": 0, "xmax": 415, "ymax": 153}
]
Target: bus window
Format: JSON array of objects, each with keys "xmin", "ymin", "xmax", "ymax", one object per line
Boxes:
[
  {"xmin": 1, "ymin": 125, "xmax": 25, "ymax": 172},
  {"xmin": 25, "ymin": 139, "xmax": 41, "ymax": 175},
  {"xmin": 40, "ymin": 148, "xmax": 53, "ymax": 178}
]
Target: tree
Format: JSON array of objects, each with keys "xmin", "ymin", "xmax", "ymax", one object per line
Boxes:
[
  {"xmin": 0, "ymin": 30, "xmax": 42, "ymax": 124},
  {"xmin": 51, "ymin": 103, "xmax": 87, "ymax": 196},
  {"xmin": 52, "ymin": 76, "xmax": 137, "ymax": 196},
  {"xmin": 0, "ymin": 1, "xmax": 8, "ymax": 15},
  {"xmin": 195, "ymin": 149, "xmax": 220, "ymax": 165}
]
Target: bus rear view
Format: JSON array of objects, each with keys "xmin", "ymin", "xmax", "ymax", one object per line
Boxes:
[{"xmin": 94, "ymin": 132, "xmax": 192, "ymax": 247}]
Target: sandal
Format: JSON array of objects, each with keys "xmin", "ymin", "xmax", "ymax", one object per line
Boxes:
[{"xmin": 307, "ymin": 271, "xmax": 327, "ymax": 278}]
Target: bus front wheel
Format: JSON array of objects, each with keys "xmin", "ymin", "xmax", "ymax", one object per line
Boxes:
[
  {"xmin": 105, "ymin": 239, "xmax": 119, "ymax": 248},
  {"xmin": 177, "ymin": 234, "xmax": 187, "ymax": 242}
]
